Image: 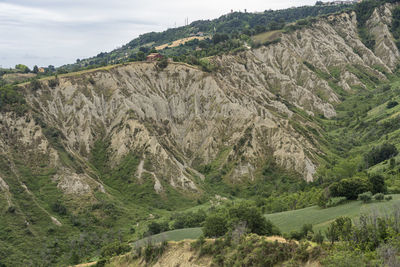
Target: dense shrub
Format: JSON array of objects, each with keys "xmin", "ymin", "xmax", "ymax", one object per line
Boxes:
[
  {"xmin": 171, "ymin": 210, "xmax": 206, "ymax": 229},
  {"xmin": 146, "ymin": 221, "xmax": 169, "ymax": 236},
  {"xmin": 0, "ymin": 85, "xmax": 27, "ymax": 115},
  {"xmin": 373, "ymin": 193, "xmax": 384, "ymax": 201},
  {"xmin": 100, "ymin": 242, "xmax": 131, "ymax": 258},
  {"xmin": 369, "ymin": 174, "xmax": 387, "ymax": 194},
  {"xmin": 325, "ymin": 217, "xmax": 352, "ymax": 244},
  {"xmin": 48, "ymin": 78, "xmax": 59, "ymax": 88},
  {"xmin": 358, "ymin": 191, "xmax": 372, "ymax": 203},
  {"xmin": 387, "ymin": 101, "xmax": 398, "ymax": 109},
  {"xmin": 330, "ymin": 177, "xmax": 372, "ymax": 200},
  {"xmin": 156, "ymin": 57, "xmax": 168, "ymax": 70},
  {"xmin": 29, "ymin": 79, "xmax": 42, "ymax": 91},
  {"xmin": 227, "ymin": 203, "xmax": 279, "ymax": 236},
  {"xmin": 288, "ymin": 224, "xmax": 313, "ymax": 241},
  {"xmin": 51, "ymin": 200, "xmax": 67, "ymax": 215},
  {"xmin": 203, "ymin": 214, "xmax": 228, "ymax": 237},
  {"xmin": 143, "ymin": 241, "xmax": 168, "ymax": 263},
  {"xmin": 326, "ymin": 197, "xmax": 347, "ymax": 208},
  {"xmin": 203, "ymin": 202, "xmax": 280, "ymax": 238},
  {"xmin": 313, "ymin": 231, "xmax": 324, "ymax": 244},
  {"xmin": 195, "ymin": 234, "xmax": 312, "ymax": 266},
  {"xmin": 364, "ymin": 143, "xmax": 398, "ymax": 168},
  {"xmin": 321, "ymin": 250, "xmax": 367, "ymax": 266}
]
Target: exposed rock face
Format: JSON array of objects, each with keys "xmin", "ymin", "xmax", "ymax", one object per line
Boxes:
[
  {"xmin": 368, "ymin": 3, "xmax": 400, "ymax": 69},
  {"xmin": 2, "ymin": 4, "xmax": 400, "ymax": 198}
]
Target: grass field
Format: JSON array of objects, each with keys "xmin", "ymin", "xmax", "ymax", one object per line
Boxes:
[
  {"xmin": 131, "ymin": 195, "xmax": 400, "ymax": 246},
  {"xmin": 132, "ymin": 228, "xmax": 203, "ymax": 247},
  {"xmin": 252, "ymin": 30, "xmax": 282, "ymax": 45},
  {"xmin": 265, "ymin": 194, "xmax": 400, "ymax": 233},
  {"xmin": 155, "ymin": 36, "xmax": 209, "ymax": 50}
]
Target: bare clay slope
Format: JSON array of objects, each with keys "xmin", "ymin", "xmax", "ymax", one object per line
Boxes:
[{"xmin": 6, "ymin": 4, "xmax": 399, "ymax": 201}]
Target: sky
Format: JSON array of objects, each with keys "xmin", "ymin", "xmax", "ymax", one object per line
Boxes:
[{"xmin": 0, "ymin": 0, "xmax": 322, "ymax": 69}]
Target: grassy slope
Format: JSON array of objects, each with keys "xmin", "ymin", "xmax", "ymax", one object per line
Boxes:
[
  {"xmin": 130, "ymin": 195, "xmax": 400, "ymax": 245},
  {"xmin": 132, "ymin": 228, "xmax": 203, "ymax": 247},
  {"xmin": 251, "ymin": 30, "xmax": 282, "ymax": 45},
  {"xmin": 316, "ymin": 73, "xmax": 400, "ymax": 190},
  {"xmin": 265, "ymin": 195, "xmax": 400, "ymax": 233}
]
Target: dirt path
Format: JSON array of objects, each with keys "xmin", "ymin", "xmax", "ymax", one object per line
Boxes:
[{"xmin": 71, "ymin": 261, "xmax": 97, "ymax": 267}]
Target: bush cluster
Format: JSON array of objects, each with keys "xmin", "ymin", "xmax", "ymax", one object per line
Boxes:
[{"xmin": 203, "ymin": 202, "xmax": 280, "ymax": 238}]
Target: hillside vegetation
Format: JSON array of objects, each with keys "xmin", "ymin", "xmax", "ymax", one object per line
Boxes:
[
  {"xmin": 59, "ymin": 4, "xmax": 353, "ymax": 72},
  {"xmin": 3, "ymin": 1, "xmax": 400, "ymax": 266}
]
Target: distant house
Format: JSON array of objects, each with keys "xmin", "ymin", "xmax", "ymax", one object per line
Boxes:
[
  {"xmin": 38, "ymin": 67, "xmax": 45, "ymax": 73},
  {"xmin": 146, "ymin": 53, "xmax": 163, "ymax": 61}
]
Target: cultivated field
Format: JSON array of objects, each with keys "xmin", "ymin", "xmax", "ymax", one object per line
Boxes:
[
  {"xmin": 265, "ymin": 194, "xmax": 400, "ymax": 233},
  {"xmin": 132, "ymin": 195, "xmax": 400, "ymax": 245}
]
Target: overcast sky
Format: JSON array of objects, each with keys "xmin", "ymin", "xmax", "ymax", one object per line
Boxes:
[{"xmin": 0, "ymin": 0, "xmax": 322, "ymax": 68}]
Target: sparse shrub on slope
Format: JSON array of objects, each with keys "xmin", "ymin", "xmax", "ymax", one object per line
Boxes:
[
  {"xmin": 100, "ymin": 241, "xmax": 131, "ymax": 258},
  {"xmin": 391, "ymin": 6, "xmax": 400, "ymax": 49},
  {"xmin": 355, "ymin": 0, "xmax": 379, "ymax": 50},
  {"xmin": 194, "ymin": 234, "xmax": 312, "ymax": 267},
  {"xmin": 0, "ymin": 84, "xmax": 28, "ymax": 115}
]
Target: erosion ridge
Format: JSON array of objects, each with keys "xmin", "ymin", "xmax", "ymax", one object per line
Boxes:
[{"xmin": 12, "ymin": 4, "xmax": 397, "ymax": 196}]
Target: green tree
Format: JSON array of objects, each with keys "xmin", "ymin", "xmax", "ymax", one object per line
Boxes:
[
  {"xmin": 325, "ymin": 217, "xmax": 352, "ymax": 245},
  {"xmin": 15, "ymin": 64, "xmax": 30, "ymax": 73},
  {"xmin": 147, "ymin": 221, "xmax": 169, "ymax": 235},
  {"xmin": 364, "ymin": 143, "xmax": 398, "ymax": 168},
  {"xmin": 51, "ymin": 200, "xmax": 67, "ymax": 215},
  {"xmin": 334, "ymin": 217, "xmax": 352, "ymax": 241},
  {"xmin": 369, "ymin": 174, "xmax": 386, "ymax": 194},
  {"xmin": 317, "ymin": 190, "xmax": 329, "ymax": 208},
  {"xmin": 33, "ymin": 65, "xmax": 39, "ymax": 74},
  {"xmin": 136, "ymin": 51, "xmax": 146, "ymax": 61},
  {"xmin": 203, "ymin": 214, "xmax": 228, "ymax": 237},
  {"xmin": 313, "ymin": 231, "xmax": 324, "ymax": 244},
  {"xmin": 325, "ymin": 223, "xmax": 339, "ymax": 245},
  {"xmin": 156, "ymin": 57, "xmax": 168, "ymax": 70},
  {"xmin": 330, "ymin": 177, "xmax": 371, "ymax": 200},
  {"xmin": 227, "ymin": 203, "xmax": 279, "ymax": 236}
]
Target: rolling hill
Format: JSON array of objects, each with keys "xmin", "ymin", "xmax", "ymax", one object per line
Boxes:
[{"xmin": 2, "ymin": 1, "xmax": 400, "ymax": 266}]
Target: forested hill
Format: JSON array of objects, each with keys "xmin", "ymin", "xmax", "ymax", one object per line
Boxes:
[{"xmin": 60, "ymin": 4, "xmax": 353, "ymax": 72}]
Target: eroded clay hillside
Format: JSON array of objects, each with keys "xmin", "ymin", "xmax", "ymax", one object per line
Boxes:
[
  {"xmin": 1, "ymin": 4, "xmax": 399, "ymax": 202},
  {"xmin": 2, "ymin": 3, "xmax": 400, "ymax": 266}
]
